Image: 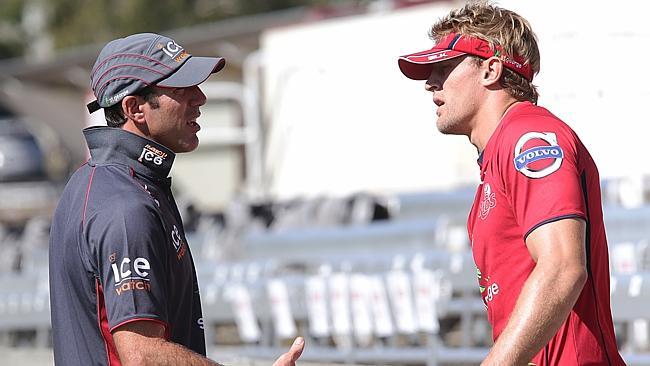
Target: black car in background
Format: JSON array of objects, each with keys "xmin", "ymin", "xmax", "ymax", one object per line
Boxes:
[
  {"xmin": 0, "ymin": 116, "xmax": 47, "ymax": 182},
  {"xmin": 0, "ymin": 104, "xmax": 62, "ymax": 226}
]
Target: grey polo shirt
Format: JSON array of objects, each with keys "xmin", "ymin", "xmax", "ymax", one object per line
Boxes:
[{"xmin": 49, "ymin": 126, "xmax": 205, "ymax": 365}]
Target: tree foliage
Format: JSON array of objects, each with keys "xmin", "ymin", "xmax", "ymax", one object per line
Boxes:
[
  {"xmin": 0, "ymin": 0, "xmax": 349, "ymax": 59},
  {"xmin": 0, "ymin": 0, "xmax": 27, "ymax": 58}
]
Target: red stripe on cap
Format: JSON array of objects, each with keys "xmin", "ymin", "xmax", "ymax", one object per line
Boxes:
[
  {"xmin": 93, "ymin": 63, "xmax": 167, "ymax": 92},
  {"xmin": 91, "ymin": 53, "xmax": 175, "ymax": 88},
  {"xmin": 446, "ymin": 34, "xmax": 533, "ymax": 81},
  {"xmin": 403, "ymin": 49, "xmax": 467, "ymax": 64},
  {"xmin": 399, "ymin": 33, "xmax": 533, "ymax": 81}
]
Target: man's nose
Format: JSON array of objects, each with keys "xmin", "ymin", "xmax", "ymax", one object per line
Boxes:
[
  {"xmin": 190, "ymin": 85, "xmax": 207, "ymax": 106},
  {"xmin": 425, "ymin": 74, "xmax": 441, "ymax": 92}
]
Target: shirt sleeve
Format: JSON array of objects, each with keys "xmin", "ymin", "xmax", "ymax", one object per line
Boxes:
[
  {"xmin": 86, "ymin": 201, "xmax": 170, "ymax": 332},
  {"xmin": 498, "ymin": 119, "xmax": 587, "ymax": 239}
]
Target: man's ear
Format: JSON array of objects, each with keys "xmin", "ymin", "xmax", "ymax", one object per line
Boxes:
[
  {"xmin": 481, "ymin": 57, "xmax": 504, "ymax": 87},
  {"xmin": 122, "ymin": 95, "xmax": 145, "ymax": 124}
]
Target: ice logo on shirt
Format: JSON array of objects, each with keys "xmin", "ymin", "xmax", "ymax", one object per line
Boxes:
[
  {"xmin": 138, "ymin": 144, "xmax": 168, "ymax": 166},
  {"xmin": 513, "ymin": 132, "xmax": 564, "ymax": 179},
  {"xmin": 171, "ymin": 225, "xmax": 188, "ymax": 260},
  {"xmin": 479, "ymin": 183, "xmax": 496, "ymax": 220},
  {"xmin": 171, "ymin": 225, "xmax": 181, "ymax": 251},
  {"xmin": 110, "ymin": 254, "xmax": 152, "ymax": 295}
]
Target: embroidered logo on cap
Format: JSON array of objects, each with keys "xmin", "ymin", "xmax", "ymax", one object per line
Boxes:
[
  {"xmin": 513, "ymin": 132, "xmax": 564, "ymax": 178},
  {"xmin": 157, "ymin": 41, "xmax": 189, "ymax": 63},
  {"xmin": 104, "ymin": 89, "xmax": 130, "ymax": 106},
  {"xmin": 428, "ymin": 52, "xmax": 448, "ymax": 61}
]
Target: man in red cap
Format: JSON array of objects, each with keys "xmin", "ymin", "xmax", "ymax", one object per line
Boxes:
[
  {"xmin": 399, "ymin": 2, "xmax": 626, "ymax": 365},
  {"xmin": 49, "ymin": 33, "xmax": 304, "ymax": 366}
]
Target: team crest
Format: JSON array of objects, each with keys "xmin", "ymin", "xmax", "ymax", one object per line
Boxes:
[
  {"xmin": 479, "ymin": 183, "xmax": 496, "ymax": 220},
  {"xmin": 513, "ymin": 132, "xmax": 564, "ymax": 178}
]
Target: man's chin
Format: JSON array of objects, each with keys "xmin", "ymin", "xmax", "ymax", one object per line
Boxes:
[
  {"xmin": 436, "ymin": 123, "xmax": 455, "ymax": 135},
  {"xmin": 174, "ymin": 137, "xmax": 199, "ymax": 153},
  {"xmin": 436, "ymin": 120, "xmax": 464, "ymax": 135}
]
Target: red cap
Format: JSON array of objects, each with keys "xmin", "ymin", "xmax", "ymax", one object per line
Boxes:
[{"xmin": 398, "ymin": 33, "xmax": 533, "ymax": 81}]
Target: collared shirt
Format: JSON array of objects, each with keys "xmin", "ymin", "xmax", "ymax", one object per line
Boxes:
[
  {"xmin": 49, "ymin": 126, "xmax": 205, "ymax": 366},
  {"xmin": 468, "ymin": 102, "xmax": 626, "ymax": 365}
]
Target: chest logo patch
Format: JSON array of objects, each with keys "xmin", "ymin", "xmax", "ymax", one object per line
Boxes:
[
  {"xmin": 513, "ymin": 132, "xmax": 564, "ymax": 178},
  {"xmin": 479, "ymin": 183, "xmax": 497, "ymax": 220}
]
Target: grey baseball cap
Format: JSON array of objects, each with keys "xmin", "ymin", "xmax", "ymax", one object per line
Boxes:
[{"xmin": 87, "ymin": 33, "xmax": 226, "ymax": 113}]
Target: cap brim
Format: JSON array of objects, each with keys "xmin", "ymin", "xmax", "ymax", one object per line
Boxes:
[
  {"xmin": 398, "ymin": 48, "xmax": 466, "ymax": 80},
  {"xmin": 157, "ymin": 56, "xmax": 226, "ymax": 88}
]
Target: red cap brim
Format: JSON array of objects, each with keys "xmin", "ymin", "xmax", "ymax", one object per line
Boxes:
[
  {"xmin": 398, "ymin": 33, "xmax": 533, "ymax": 81},
  {"xmin": 398, "ymin": 48, "xmax": 467, "ymax": 80}
]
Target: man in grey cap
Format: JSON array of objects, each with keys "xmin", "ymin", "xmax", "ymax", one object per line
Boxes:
[{"xmin": 49, "ymin": 33, "xmax": 304, "ymax": 366}]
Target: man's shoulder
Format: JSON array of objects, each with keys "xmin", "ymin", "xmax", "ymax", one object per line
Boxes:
[
  {"xmin": 497, "ymin": 104, "xmax": 576, "ymax": 152},
  {"xmin": 85, "ymin": 192, "xmax": 164, "ymax": 240},
  {"xmin": 64, "ymin": 161, "xmax": 133, "ymax": 190},
  {"xmin": 55, "ymin": 163, "xmax": 159, "ymax": 224},
  {"xmin": 505, "ymin": 103, "xmax": 572, "ymax": 136},
  {"xmin": 83, "ymin": 164, "xmax": 160, "ymax": 216}
]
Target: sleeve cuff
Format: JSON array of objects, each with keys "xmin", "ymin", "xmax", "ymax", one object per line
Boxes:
[
  {"xmin": 524, "ymin": 213, "xmax": 586, "ymax": 241},
  {"xmin": 110, "ymin": 317, "xmax": 171, "ymax": 340}
]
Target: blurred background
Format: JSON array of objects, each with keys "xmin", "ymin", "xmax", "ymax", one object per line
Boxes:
[{"xmin": 1, "ymin": 0, "xmax": 650, "ymax": 365}]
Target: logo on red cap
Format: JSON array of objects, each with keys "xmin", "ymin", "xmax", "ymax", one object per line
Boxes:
[{"xmin": 428, "ymin": 52, "xmax": 448, "ymax": 61}]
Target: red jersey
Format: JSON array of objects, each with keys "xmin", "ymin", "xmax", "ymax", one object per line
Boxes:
[{"xmin": 467, "ymin": 102, "xmax": 625, "ymax": 365}]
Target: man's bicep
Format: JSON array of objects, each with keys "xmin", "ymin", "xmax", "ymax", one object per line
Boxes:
[
  {"xmin": 112, "ymin": 320, "xmax": 167, "ymax": 364},
  {"xmin": 112, "ymin": 321, "xmax": 220, "ymax": 366},
  {"xmin": 113, "ymin": 319, "xmax": 166, "ymax": 339},
  {"xmin": 525, "ymin": 217, "xmax": 586, "ymax": 266}
]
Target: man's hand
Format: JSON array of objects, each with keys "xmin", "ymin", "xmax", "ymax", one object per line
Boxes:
[{"xmin": 272, "ymin": 337, "xmax": 305, "ymax": 366}]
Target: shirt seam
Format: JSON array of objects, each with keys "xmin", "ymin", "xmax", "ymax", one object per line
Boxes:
[
  {"xmin": 82, "ymin": 166, "xmax": 97, "ymax": 226},
  {"xmin": 523, "ymin": 212, "xmax": 586, "ymax": 241}
]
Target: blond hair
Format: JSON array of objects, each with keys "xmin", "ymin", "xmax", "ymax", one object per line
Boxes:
[{"xmin": 430, "ymin": 1, "xmax": 540, "ymax": 103}]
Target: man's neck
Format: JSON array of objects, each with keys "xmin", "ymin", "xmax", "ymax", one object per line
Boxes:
[
  {"xmin": 122, "ymin": 119, "xmax": 150, "ymax": 139},
  {"xmin": 469, "ymin": 96, "xmax": 521, "ymax": 153}
]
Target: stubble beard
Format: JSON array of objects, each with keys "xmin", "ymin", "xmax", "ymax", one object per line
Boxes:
[{"xmin": 436, "ymin": 115, "xmax": 463, "ymax": 135}]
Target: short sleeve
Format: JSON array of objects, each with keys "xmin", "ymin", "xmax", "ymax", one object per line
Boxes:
[
  {"xmin": 86, "ymin": 202, "xmax": 170, "ymax": 332},
  {"xmin": 498, "ymin": 120, "xmax": 587, "ymax": 239}
]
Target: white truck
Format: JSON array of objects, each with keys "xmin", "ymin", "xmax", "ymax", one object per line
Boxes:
[
  {"xmin": 142, "ymin": 0, "xmax": 650, "ymax": 212},
  {"xmin": 255, "ymin": 0, "xmax": 650, "ymax": 201}
]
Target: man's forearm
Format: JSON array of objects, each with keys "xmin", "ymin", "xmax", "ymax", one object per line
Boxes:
[
  {"xmin": 119, "ymin": 337, "xmax": 223, "ymax": 366},
  {"xmin": 115, "ymin": 320, "xmax": 304, "ymax": 366},
  {"xmin": 481, "ymin": 262, "xmax": 587, "ymax": 365}
]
